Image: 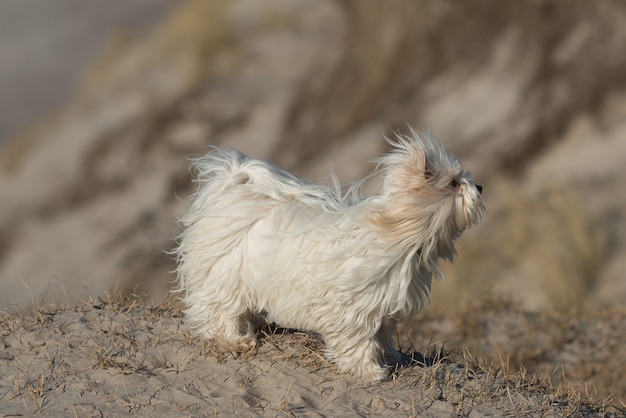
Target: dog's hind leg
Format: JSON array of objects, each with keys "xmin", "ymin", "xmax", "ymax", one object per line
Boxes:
[{"xmin": 184, "ymin": 289, "xmax": 258, "ymax": 352}]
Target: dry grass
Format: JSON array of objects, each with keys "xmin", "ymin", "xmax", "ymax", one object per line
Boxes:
[
  {"xmin": 258, "ymin": 325, "xmax": 331, "ymax": 375},
  {"xmin": 399, "ymin": 297, "xmax": 626, "ymax": 413},
  {"xmin": 1, "ymin": 292, "xmax": 622, "ymax": 416},
  {"xmin": 390, "ymin": 347, "xmax": 611, "ymax": 417}
]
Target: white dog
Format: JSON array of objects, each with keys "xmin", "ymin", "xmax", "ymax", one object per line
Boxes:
[{"xmin": 174, "ymin": 129, "xmax": 485, "ymax": 381}]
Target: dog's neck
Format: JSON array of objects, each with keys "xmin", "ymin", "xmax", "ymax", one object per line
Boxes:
[{"xmin": 365, "ymin": 196, "xmax": 458, "ymax": 279}]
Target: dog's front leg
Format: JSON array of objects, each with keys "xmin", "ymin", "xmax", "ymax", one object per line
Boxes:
[{"xmin": 323, "ymin": 328, "xmax": 389, "ymax": 382}]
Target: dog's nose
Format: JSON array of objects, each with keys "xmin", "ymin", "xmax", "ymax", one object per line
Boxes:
[{"xmin": 476, "ymin": 184, "xmax": 483, "ymax": 194}]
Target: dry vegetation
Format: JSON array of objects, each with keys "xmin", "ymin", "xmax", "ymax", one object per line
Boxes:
[
  {"xmin": 1, "ymin": 294, "xmax": 621, "ymax": 417},
  {"xmin": 400, "ymin": 299, "xmax": 626, "ymax": 409}
]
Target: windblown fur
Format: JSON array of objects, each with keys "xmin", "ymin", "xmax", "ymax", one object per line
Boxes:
[{"xmin": 174, "ymin": 129, "xmax": 485, "ymax": 381}]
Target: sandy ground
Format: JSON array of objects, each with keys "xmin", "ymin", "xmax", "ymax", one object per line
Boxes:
[{"xmin": 0, "ymin": 298, "xmax": 615, "ymax": 417}]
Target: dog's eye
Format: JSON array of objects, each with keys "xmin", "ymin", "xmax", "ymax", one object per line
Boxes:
[{"xmin": 450, "ymin": 179, "xmax": 459, "ymax": 188}]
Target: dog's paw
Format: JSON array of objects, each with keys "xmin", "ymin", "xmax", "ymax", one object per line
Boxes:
[
  {"xmin": 357, "ymin": 364, "xmax": 390, "ymax": 382},
  {"xmin": 236, "ymin": 335, "xmax": 258, "ymax": 352},
  {"xmin": 222, "ymin": 335, "xmax": 258, "ymax": 353}
]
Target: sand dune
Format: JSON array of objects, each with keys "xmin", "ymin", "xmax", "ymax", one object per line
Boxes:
[{"xmin": 1, "ymin": 297, "xmax": 617, "ymax": 417}]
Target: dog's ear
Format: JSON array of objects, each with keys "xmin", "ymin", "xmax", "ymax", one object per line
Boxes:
[
  {"xmin": 407, "ymin": 148, "xmax": 430, "ymax": 182},
  {"xmin": 393, "ymin": 148, "xmax": 429, "ymax": 187}
]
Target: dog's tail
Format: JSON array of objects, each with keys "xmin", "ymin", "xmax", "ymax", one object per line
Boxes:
[
  {"xmin": 187, "ymin": 147, "xmax": 346, "ymax": 211},
  {"xmin": 189, "ymin": 147, "xmax": 305, "ymax": 200},
  {"xmin": 188, "ymin": 147, "xmax": 254, "ymax": 190},
  {"xmin": 174, "ymin": 148, "xmax": 281, "ymax": 293}
]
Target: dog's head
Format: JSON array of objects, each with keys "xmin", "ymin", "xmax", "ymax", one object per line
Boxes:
[{"xmin": 372, "ymin": 129, "xmax": 485, "ymax": 266}]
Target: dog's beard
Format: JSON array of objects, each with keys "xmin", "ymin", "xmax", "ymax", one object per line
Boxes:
[{"xmin": 174, "ymin": 129, "xmax": 485, "ymax": 381}]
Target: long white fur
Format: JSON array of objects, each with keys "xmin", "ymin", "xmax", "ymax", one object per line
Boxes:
[{"xmin": 174, "ymin": 129, "xmax": 485, "ymax": 381}]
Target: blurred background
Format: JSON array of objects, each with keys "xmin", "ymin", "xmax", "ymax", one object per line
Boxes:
[
  {"xmin": 1, "ymin": 0, "xmax": 625, "ymax": 314},
  {"xmin": 2, "ymin": 0, "xmax": 626, "ymax": 404}
]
